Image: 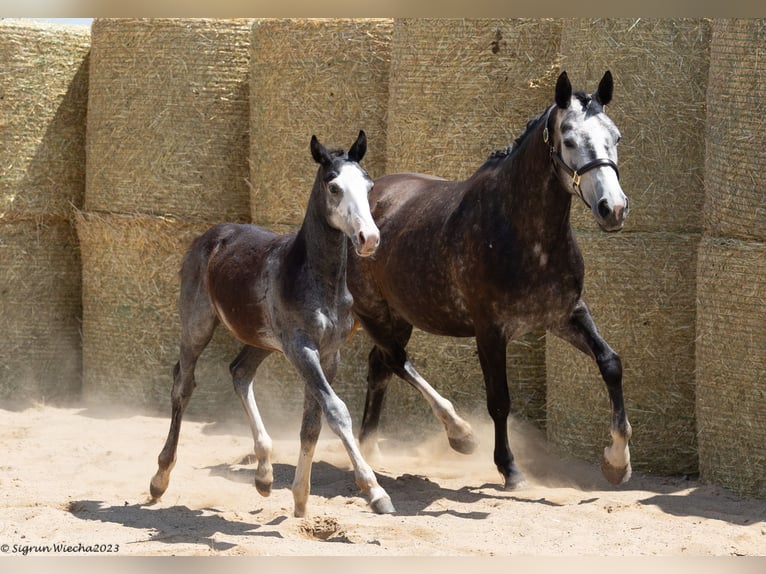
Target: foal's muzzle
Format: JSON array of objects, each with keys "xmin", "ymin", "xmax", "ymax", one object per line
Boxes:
[{"xmin": 353, "ymin": 227, "xmax": 381, "ymax": 257}]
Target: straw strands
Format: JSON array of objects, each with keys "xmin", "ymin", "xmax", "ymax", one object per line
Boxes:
[
  {"xmin": 249, "ymin": 19, "xmax": 392, "ymax": 228},
  {"xmin": 1, "ymin": 20, "xmax": 89, "ymax": 217},
  {"xmin": 386, "ymin": 18, "xmax": 562, "ymax": 179},
  {"xmin": 546, "ymin": 232, "xmax": 699, "ymax": 475},
  {"xmin": 559, "ymin": 18, "xmax": 711, "ymax": 233},
  {"xmin": 86, "ymin": 18, "xmax": 252, "ymax": 221},
  {"xmin": 704, "ymin": 19, "xmax": 766, "ymax": 241},
  {"xmin": 695, "ymin": 237, "xmax": 766, "ymax": 498}
]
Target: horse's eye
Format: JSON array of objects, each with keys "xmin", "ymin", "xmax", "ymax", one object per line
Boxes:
[
  {"xmin": 328, "ymin": 183, "xmax": 341, "ymax": 195},
  {"xmin": 563, "ymin": 138, "xmax": 576, "ymax": 149}
]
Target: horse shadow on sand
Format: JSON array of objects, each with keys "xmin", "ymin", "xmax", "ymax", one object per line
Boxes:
[{"xmin": 66, "ymin": 499, "xmax": 282, "ymax": 551}]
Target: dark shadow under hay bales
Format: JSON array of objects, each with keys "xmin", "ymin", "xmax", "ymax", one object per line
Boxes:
[
  {"xmin": 249, "ymin": 18, "xmax": 393, "ymax": 228},
  {"xmin": 546, "ymin": 231, "xmax": 699, "ymax": 476},
  {"xmin": 86, "ymin": 18, "xmax": 252, "ymax": 222},
  {"xmin": 696, "ymin": 237, "xmax": 766, "ymax": 499},
  {"xmin": 559, "ymin": 18, "xmax": 710, "ymax": 233},
  {"xmin": 704, "ymin": 19, "xmax": 766, "ymax": 242}
]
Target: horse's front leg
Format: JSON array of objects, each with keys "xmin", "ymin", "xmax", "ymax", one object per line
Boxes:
[
  {"xmin": 286, "ymin": 342, "xmax": 395, "ymax": 515},
  {"xmin": 476, "ymin": 325, "xmax": 527, "ymax": 490},
  {"xmin": 552, "ymin": 300, "xmax": 632, "ymax": 485}
]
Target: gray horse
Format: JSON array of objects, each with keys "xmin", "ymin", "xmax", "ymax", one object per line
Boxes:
[{"xmin": 149, "ymin": 131, "xmax": 395, "ymax": 516}]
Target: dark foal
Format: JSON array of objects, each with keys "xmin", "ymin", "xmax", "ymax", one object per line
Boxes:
[
  {"xmin": 150, "ymin": 131, "xmax": 395, "ymax": 516},
  {"xmin": 347, "ymin": 71, "xmax": 632, "ymax": 489}
]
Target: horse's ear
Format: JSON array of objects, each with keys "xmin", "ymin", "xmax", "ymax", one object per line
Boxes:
[
  {"xmin": 310, "ymin": 135, "xmax": 332, "ymax": 166},
  {"xmin": 555, "ymin": 71, "xmax": 572, "ymax": 109},
  {"xmin": 595, "ymin": 70, "xmax": 613, "ymax": 106},
  {"xmin": 348, "ymin": 130, "xmax": 367, "ymax": 163}
]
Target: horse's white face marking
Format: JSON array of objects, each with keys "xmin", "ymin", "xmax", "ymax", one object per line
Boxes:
[
  {"xmin": 326, "ymin": 163, "xmax": 380, "ymax": 257},
  {"xmin": 555, "ymin": 99, "xmax": 628, "ymax": 231}
]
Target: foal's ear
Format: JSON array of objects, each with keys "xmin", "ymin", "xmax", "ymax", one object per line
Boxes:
[
  {"xmin": 555, "ymin": 71, "xmax": 572, "ymax": 109},
  {"xmin": 310, "ymin": 135, "xmax": 332, "ymax": 166},
  {"xmin": 348, "ymin": 130, "xmax": 367, "ymax": 163},
  {"xmin": 594, "ymin": 70, "xmax": 613, "ymax": 106}
]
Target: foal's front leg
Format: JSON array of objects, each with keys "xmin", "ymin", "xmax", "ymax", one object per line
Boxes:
[
  {"xmin": 552, "ymin": 300, "xmax": 632, "ymax": 485},
  {"xmin": 287, "ymin": 341, "xmax": 394, "ymax": 516}
]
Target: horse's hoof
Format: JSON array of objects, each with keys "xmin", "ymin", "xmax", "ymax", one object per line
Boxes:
[
  {"xmin": 370, "ymin": 494, "xmax": 396, "ymax": 514},
  {"xmin": 149, "ymin": 474, "xmax": 168, "ymax": 500},
  {"xmin": 448, "ymin": 431, "xmax": 479, "ymax": 455},
  {"xmin": 255, "ymin": 479, "xmax": 272, "ymax": 497},
  {"xmin": 601, "ymin": 456, "xmax": 632, "ymax": 485},
  {"xmin": 503, "ymin": 471, "xmax": 528, "ymax": 491}
]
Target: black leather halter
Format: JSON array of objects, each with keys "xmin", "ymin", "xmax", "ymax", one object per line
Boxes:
[{"xmin": 542, "ymin": 105, "xmax": 620, "ymax": 209}]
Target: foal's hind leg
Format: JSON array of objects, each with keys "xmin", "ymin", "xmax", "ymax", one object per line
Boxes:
[
  {"xmin": 230, "ymin": 345, "xmax": 274, "ymax": 496},
  {"xmin": 551, "ymin": 300, "xmax": 632, "ymax": 485},
  {"xmin": 150, "ymin": 286, "xmax": 219, "ymax": 500},
  {"xmin": 357, "ymin": 314, "xmax": 477, "ymax": 458},
  {"xmin": 288, "ymin": 342, "xmax": 394, "ymax": 516}
]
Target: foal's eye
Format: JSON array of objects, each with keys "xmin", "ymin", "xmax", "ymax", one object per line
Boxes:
[
  {"xmin": 563, "ymin": 138, "xmax": 576, "ymax": 149},
  {"xmin": 328, "ymin": 183, "xmax": 341, "ymax": 195}
]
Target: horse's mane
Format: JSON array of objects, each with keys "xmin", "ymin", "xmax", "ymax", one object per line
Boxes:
[{"xmin": 478, "ymin": 91, "xmax": 592, "ymax": 172}]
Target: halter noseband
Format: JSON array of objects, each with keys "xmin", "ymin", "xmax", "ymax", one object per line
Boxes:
[{"xmin": 542, "ymin": 104, "xmax": 620, "ymax": 209}]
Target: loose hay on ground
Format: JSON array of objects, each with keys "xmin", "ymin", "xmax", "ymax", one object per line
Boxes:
[
  {"xmin": 696, "ymin": 236, "xmax": 766, "ymax": 499},
  {"xmin": 559, "ymin": 18, "xmax": 711, "ymax": 233},
  {"xmin": 249, "ymin": 18, "xmax": 393, "ymax": 228},
  {"xmin": 546, "ymin": 231, "xmax": 699, "ymax": 476},
  {"xmin": 86, "ymin": 18, "xmax": 252, "ymax": 221}
]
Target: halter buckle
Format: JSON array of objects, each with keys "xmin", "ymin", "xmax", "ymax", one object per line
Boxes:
[{"xmin": 571, "ymin": 171, "xmax": 581, "ymax": 188}]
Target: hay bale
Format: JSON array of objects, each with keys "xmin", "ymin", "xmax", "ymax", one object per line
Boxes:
[
  {"xmin": 559, "ymin": 19, "xmax": 711, "ymax": 233},
  {"xmin": 0, "ymin": 217, "xmax": 82, "ymax": 407},
  {"xmin": 86, "ymin": 18, "xmax": 251, "ymax": 221},
  {"xmin": 546, "ymin": 232, "xmax": 699, "ymax": 475},
  {"xmin": 0, "ymin": 20, "xmax": 89, "ymax": 217},
  {"xmin": 386, "ymin": 18, "xmax": 562, "ymax": 178},
  {"xmin": 249, "ymin": 18, "xmax": 393, "ymax": 227},
  {"xmin": 704, "ymin": 19, "xmax": 766, "ymax": 241},
  {"xmin": 696, "ymin": 236, "xmax": 766, "ymax": 498},
  {"xmin": 76, "ymin": 213, "xmax": 242, "ymax": 418}
]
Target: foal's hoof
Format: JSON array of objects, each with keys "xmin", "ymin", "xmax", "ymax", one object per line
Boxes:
[
  {"xmin": 601, "ymin": 456, "xmax": 632, "ymax": 485},
  {"xmin": 370, "ymin": 494, "xmax": 396, "ymax": 515},
  {"xmin": 448, "ymin": 430, "xmax": 479, "ymax": 455}
]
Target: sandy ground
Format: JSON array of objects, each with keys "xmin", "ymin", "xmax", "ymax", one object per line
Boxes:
[{"xmin": 0, "ymin": 404, "xmax": 764, "ymax": 557}]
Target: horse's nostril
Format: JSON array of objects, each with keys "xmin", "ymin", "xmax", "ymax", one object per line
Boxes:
[{"xmin": 597, "ymin": 198, "xmax": 611, "ymax": 219}]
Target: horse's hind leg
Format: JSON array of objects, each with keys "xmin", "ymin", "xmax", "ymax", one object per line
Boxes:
[
  {"xmin": 551, "ymin": 300, "xmax": 632, "ymax": 485},
  {"xmin": 150, "ymin": 269, "xmax": 219, "ymax": 500},
  {"xmin": 230, "ymin": 345, "xmax": 274, "ymax": 496},
  {"xmin": 357, "ymin": 314, "xmax": 477, "ymax": 457}
]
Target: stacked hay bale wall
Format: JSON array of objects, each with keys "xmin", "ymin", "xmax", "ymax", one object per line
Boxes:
[
  {"xmin": 81, "ymin": 19, "xmax": 252, "ymax": 418},
  {"xmin": 374, "ymin": 19, "xmax": 561, "ymax": 437},
  {"xmin": 0, "ymin": 21, "xmax": 89, "ymax": 407},
  {"xmin": 546, "ymin": 19, "xmax": 710, "ymax": 476},
  {"xmin": 248, "ymin": 19, "xmax": 394, "ymax": 427},
  {"xmin": 696, "ymin": 19, "xmax": 766, "ymax": 498}
]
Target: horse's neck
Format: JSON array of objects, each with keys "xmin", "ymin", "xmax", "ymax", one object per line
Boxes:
[
  {"xmin": 493, "ymin": 122, "xmax": 574, "ymax": 245},
  {"xmin": 292, "ymin": 188, "xmax": 349, "ymax": 303}
]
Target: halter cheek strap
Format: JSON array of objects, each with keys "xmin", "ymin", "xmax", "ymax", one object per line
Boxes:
[{"xmin": 542, "ymin": 105, "xmax": 620, "ymax": 210}]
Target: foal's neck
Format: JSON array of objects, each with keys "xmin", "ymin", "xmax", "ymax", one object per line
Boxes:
[{"xmin": 292, "ymin": 179, "xmax": 349, "ymax": 302}]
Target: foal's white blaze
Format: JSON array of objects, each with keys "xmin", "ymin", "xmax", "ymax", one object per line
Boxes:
[{"xmin": 327, "ymin": 163, "xmax": 380, "ymax": 257}]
